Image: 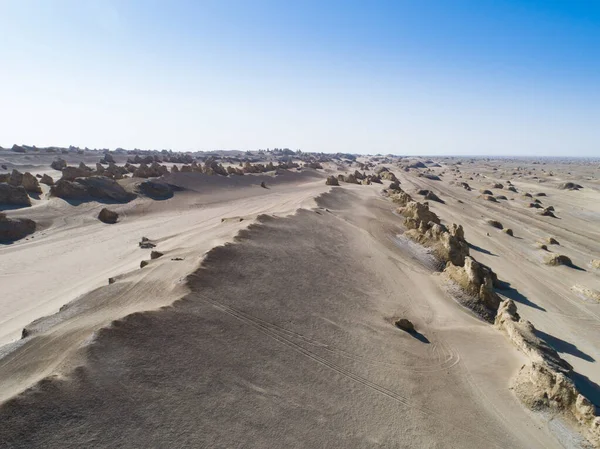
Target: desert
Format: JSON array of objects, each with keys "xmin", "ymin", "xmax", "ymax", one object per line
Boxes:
[{"xmin": 1, "ymin": 146, "xmax": 599, "ymax": 448}]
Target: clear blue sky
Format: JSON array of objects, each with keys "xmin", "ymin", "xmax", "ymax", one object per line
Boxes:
[{"xmin": 1, "ymin": 0, "xmax": 598, "ymax": 156}]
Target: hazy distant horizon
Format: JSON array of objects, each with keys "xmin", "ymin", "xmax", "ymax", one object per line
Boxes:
[{"xmin": 1, "ymin": 1, "xmax": 598, "ymax": 157}]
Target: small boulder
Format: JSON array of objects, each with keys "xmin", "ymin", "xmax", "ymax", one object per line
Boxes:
[
  {"xmin": 50, "ymin": 158, "xmax": 67, "ymax": 171},
  {"xmin": 558, "ymin": 182, "xmax": 582, "ymax": 190},
  {"xmin": 395, "ymin": 318, "xmax": 415, "ymax": 332},
  {"xmin": 98, "ymin": 208, "xmax": 118, "ymax": 224},
  {"xmin": 487, "ymin": 219, "xmax": 503, "ymax": 229},
  {"xmin": 503, "ymin": 228, "xmax": 513, "ymax": 236},
  {"xmin": 539, "ymin": 208, "xmax": 556, "ymax": 218},
  {"xmin": 546, "ymin": 237, "xmax": 559, "ymax": 245},
  {"xmin": 544, "ymin": 254, "xmax": 572, "ymax": 267},
  {"xmin": 150, "ymin": 251, "xmax": 164, "ymax": 260},
  {"xmin": 481, "ymin": 195, "xmax": 497, "ymax": 202},
  {"xmin": 139, "ymin": 237, "xmax": 156, "ymax": 249},
  {"xmin": 140, "ymin": 260, "xmax": 149, "ymax": 268}
]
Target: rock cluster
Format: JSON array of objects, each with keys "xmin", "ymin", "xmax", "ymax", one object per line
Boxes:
[
  {"xmin": 394, "ymin": 187, "xmax": 501, "ymax": 320},
  {"xmin": 495, "ymin": 299, "xmax": 599, "ymax": 447}
]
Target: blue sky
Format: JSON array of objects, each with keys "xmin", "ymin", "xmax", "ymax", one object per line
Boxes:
[{"xmin": 0, "ymin": 0, "xmax": 598, "ymax": 156}]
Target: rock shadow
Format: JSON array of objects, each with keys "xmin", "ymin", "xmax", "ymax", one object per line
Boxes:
[
  {"xmin": 570, "ymin": 371, "xmax": 600, "ymax": 408},
  {"xmin": 534, "ymin": 329, "xmax": 595, "ymax": 363},
  {"xmin": 496, "ymin": 281, "xmax": 546, "ymax": 312},
  {"xmin": 468, "ymin": 242, "xmax": 497, "ymax": 257}
]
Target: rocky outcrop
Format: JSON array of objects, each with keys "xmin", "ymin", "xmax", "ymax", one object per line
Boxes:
[
  {"xmin": 325, "ymin": 176, "xmax": 339, "ymax": 186},
  {"xmin": 22, "ymin": 172, "xmax": 42, "ymax": 193},
  {"xmin": 395, "ymin": 318, "xmax": 414, "ymax": 332},
  {"xmin": 487, "ymin": 219, "xmax": 503, "ymax": 229},
  {"xmin": 445, "ymin": 257, "xmax": 501, "ymax": 319},
  {"xmin": 98, "ymin": 208, "xmax": 119, "ymax": 224},
  {"xmin": 0, "ymin": 184, "xmax": 31, "ymax": 207},
  {"xmin": 51, "ymin": 177, "xmax": 135, "ymax": 202},
  {"xmin": 137, "ymin": 180, "xmax": 173, "ymax": 199},
  {"xmin": 40, "ymin": 174, "xmax": 54, "ymax": 186},
  {"xmin": 8, "ymin": 169, "xmax": 23, "ymax": 187},
  {"xmin": 342, "ymin": 174, "xmax": 359, "ymax": 184},
  {"xmin": 133, "ymin": 162, "xmax": 169, "ymax": 178},
  {"xmin": 61, "ymin": 166, "xmax": 93, "ymax": 181},
  {"xmin": 417, "ymin": 189, "xmax": 443, "ymax": 203},
  {"xmin": 0, "ymin": 213, "xmax": 36, "ymax": 242},
  {"xmin": 559, "ymin": 182, "xmax": 583, "ymax": 190},
  {"xmin": 495, "ymin": 299, "xmax": 599, "ymax": 447},
  {"xmin": 571, "ymin": 285, "xmax": 600, "ymax": 302},
  {"xmin": 50, "ymin": 158, "xmax": 67, "ymax": 171},
  {"xmin": 544, "ymin": 254, "xmax": 572, "ymax": 267},
  {"xmin": 380, "ymin": 171, "xmax": 397, "ymax": 182}
]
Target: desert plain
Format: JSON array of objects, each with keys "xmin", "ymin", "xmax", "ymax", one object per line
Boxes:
[{"xmin": 0, "ymin": 145, "xmax": 599, "ymax": 448}]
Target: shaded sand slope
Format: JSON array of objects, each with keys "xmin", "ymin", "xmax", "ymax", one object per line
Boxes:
[
  {"xmin": 0, "ymin": 188, "xmax": 562, "ymax": 448},
  {"xmin": 0, "ymin": 175, "xmax": 327, "ymax": 403}
]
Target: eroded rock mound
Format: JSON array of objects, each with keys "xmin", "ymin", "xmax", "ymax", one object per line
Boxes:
[
  {"xmin": 40, "ymin": 174, "xmax": 54, "ymax": 186},
  {"xmin": 98, "ymin": 208, "xmax": 118, "ymax": 224},
  {"xmin": 544, "ymin": 254, "xmax": 572, "ymax": 267},
  {"xmin": 445, "ymin": 256, "xmax": 501, "ymax": 319},
  {"xmin": 22, "ymin": 172, "xmax": 42, "ymax": 193},
  {"xmin": 571, "ymin": 285, "xmax": 600, "ymax": 302},
  {"xmin": 0, "ymin": 213, "xmax": 36, "ymax": 242},
  {"xmin": 325, "ymin": 176, "xmax": 339, "ymax": 186},
  {"xmin": 0, "ymin": 184, "xmax": 31, "ymax": 207},
  {"xmin": 487, "ymin": 219, "xmax": 503, "ymax": 229},
  {"xmin": 417, "ymin": 189, "xmax": 443, "ymax": 203},
  {"xmin": 51, "ymin": 158, "xmax": 67, "ymax": 171},
  {"xmin": 559, "ymin": 182, "xmax": 583, "ymax": 190},
  {"xmin": 495, "ymin": 299, "xmax": 599, "ymax": 447},
  {"xmin": 395, "ymin": 318, "xmax": 414, "ymax": 332},
  {"xmin": 51, "ymin": 177, "xmax": 135, "ymax": 202},
  {"xmin": 137, "ymin": 180, "xmax": 173, "ymax": 199}
]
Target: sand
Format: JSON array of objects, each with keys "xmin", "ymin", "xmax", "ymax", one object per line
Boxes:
[{"xmin": 1, "ymin": 151, "xmax": 599, "ymax": 448}]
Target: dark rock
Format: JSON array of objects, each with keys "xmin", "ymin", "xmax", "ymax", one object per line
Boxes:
[
  {"xmin": 395, "ymin": 318, "xmax": 415, "ymax": 332},
  {"xmin": 0, "ymin": 213, "xmax": 36, "ymax": 242},
  {"xmin": 40, "ymin": 174, "xmax": 54, "ymax": 186},
  {"xmin": 22, "ymin": 172, "xmax": 42, "ymax": 193},
  {"xmin": 98, "ymin": 208, "xmax": 118, "ymax": 224},
  {"xmin": 325, "ymin": 176, "xmax": 339, "ymax": 186},
  {"xmin": 50, "ymin": 159, "xmax": 67, "ymax": 171},
  {"xmin": 0, "ymin": 184, "xmax": 31, "ymax": 206},
  {"xmin": 150, "ymin": 251, "xmax": 164, "ymax": 260},
  {"xmin": 137, "ymin": 180, "xmax": 173, "ymax": 199},
  {"xmin": 51, "ymin": 177, "xmax": 135, "ymax": 202}
]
